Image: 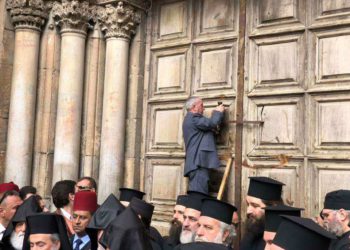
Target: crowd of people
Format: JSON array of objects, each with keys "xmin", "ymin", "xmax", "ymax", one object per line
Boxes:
[{"xmin": 0, "ymin": 176, "xmax": 348, "ymax": 249}]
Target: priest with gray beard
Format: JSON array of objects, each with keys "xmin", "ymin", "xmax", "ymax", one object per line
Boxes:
[
  {"xmin": 1, "ymin": 195, "xmax": 42, "ymax": 250},
  {"xmin": 179, "ymin": 196, "xmax": 203, "ymax": 244}
]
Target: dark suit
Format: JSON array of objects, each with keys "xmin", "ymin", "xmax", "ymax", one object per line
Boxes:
[{"xmin": 182, "ymin": 111, "xmax": 223, "ymax": 193}]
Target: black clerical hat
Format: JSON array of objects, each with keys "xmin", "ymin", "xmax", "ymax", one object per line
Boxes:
[
  {"xmin": 272, "ymin": 215, "xmax": 336, "ymax": 250},
  {"xmin": 187, "ymin": 190, "xmax": 211, "ymax": 200},
  {"xmin": 324, "ymin": 189, "xmax": 350, "ymax": 210},
  {"xmin": 130, "ymin": 197, "xmax": 154, "ymax": 221},
  {"xmin": 23, "ymin": 213, "xmax": 71, "ymax": 250},
  {"xmin": 176, "ymin": 195, "xmax": 189, "ymax": 206},
  {"xmin": 200, "ymin": 199, "xmax": 237, "ymax": 225},
  {"xmin": 88, "ymin": 193, "xmax": 124, "ymax": 230},
  {"xmin": 119, "ymin": 188, "xmax": 145, "ymax": 202},
  {"xmin": 183, "ymin": 195, "xmax": 203, "ymax": 211},
  {"xmin": 264, "ymin": 205, "xmax": 303, "ymax": 232},
  {"xmin": 247, "ymin": 176, "xmax": 284, "ymax": 201}
]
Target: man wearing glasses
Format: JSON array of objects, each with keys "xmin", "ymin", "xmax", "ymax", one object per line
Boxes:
[{"xmin": 75, "ymin": 177, "xmax": 97, "ymax": 193}]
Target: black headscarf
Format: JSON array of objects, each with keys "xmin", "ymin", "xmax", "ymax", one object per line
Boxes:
[
  {"xmin": 105, "ymin": 207, "xmax": 152, "ymax": 250},
  {"xmin": 87, "ymin": 194, "xmax": 124, "ymax": 230}
]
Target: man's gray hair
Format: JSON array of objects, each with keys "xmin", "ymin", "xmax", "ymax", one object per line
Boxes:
[
  {"xmin": 220, "ymin": 221, "xmax": 236, "ymax": 247},
  {"xmin": 50, "ymin": 233, "xmax": 60, "ymax": 243},
  {"xmin": 185, "ymin": 97, "xmax": 200, "ymax": 111}
]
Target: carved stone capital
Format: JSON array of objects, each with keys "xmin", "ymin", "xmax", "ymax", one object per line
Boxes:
[
  {"xmin": 52, "ymin": 0, "xmax": 94, "ymax": 35},
  {"xmin": 98, "ymin": 0, "xmax": 151, "ymax": 11},
  {"xmin": 6, "ymin": 0, "xmax": 48, "ymax": 31},
  {"xmin": 97, "ymin": 1, "xmax": 141, "ymax": 40}
]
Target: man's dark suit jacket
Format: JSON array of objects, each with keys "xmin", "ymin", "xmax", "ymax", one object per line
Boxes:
[{"xmin": 182, "ymin": 111, "xmax": 223, "ymax": 177}]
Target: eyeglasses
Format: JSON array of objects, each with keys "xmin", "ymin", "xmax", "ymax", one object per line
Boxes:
[{"xmin": 76, "ymin": 185, "xmax": 92, "ymax": 191}]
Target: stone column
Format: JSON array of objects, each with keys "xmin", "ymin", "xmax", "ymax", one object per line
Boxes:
[
  {"xmin": 4, "ymin": 0, "xmax": 47, "ymax": 186},
  {"xmin": 51, "ymin": 0, "xmax": 92, "ymax": 184},
  {"xmin": 32, "ymin": 10, "xmax": 61, "ymax": 198},
  {"xmin": 80, "ymin": 24, "xmax": 105, "ymax": 179},
  {"xmin": 97, "ymin": 1, "xmax": 146, "ymax": 202}
]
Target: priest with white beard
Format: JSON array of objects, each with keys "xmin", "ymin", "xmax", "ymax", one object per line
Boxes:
[{"xmin": 0, "ymin": 195, "xmax": 42, "ymax": 249}]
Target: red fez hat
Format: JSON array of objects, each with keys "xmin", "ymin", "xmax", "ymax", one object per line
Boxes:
[
  {"xmin": 73, "ymin": 191, "xmax": 97, "ymax": 213},
  {"xmin": 0, "ymin": 182, "xmax": 19, "ymax": 193}
]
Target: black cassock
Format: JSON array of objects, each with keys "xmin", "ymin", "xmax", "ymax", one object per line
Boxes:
[
  {"xmin": 329, "ymin": 230, "xmax": 350, "ymax": 250},
  {"xmin": 239, "ymin": 233, "xmax": 265, "ymax": 250},
  {"xmin": 174, "ymin": 242, "xmax": 232, "ymax": 250}
]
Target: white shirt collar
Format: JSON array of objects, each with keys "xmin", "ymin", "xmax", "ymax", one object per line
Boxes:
[
  {"xmin": 0, "ymin": 223, "xmax": 6, "ymax": 240},
  {"xmin": 73, "ymin": 234, "xmax": 90, "ymax": 249},
  {"xmin": 60, "ymin": 208, "xmax": 72, "ymax": 220}
]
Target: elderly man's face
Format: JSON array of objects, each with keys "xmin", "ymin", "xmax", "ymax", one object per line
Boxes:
[
  {"xmin": 180, "ymin": 208, "xmax": 201, "ymax": 243},
  {"xmin": 29, "ymin": 234, "xmax": 60, "ymax": 250},
  {"xmin": 191, "ymin": 99, "xmax": 204, "ymax": 115},
  {"xmin": 322, "ymin": 209, "xmax": 345, "ymax": 237},
  {"xmin": 195, "ymin": 216, "xmax": 227, "ymax": 244},
  {"xmin": 10, "ymin": 221, "xmax": 26, "ymax": 250},
  {"xmin": 173, "ymin": 205, "xmax": 185, "ymax": 224}
]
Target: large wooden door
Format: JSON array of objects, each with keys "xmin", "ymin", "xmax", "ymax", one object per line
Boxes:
[
  {"xmin": 242, "ymin": 0, "xmax": 350, "ymax": 219},
  {"xmin": 142, "ymin": 0, "xmax": 350, "ymax": 232},
  {"xmin": 141, "ymin": 0, "xmax": 238, "ymax": 232}
]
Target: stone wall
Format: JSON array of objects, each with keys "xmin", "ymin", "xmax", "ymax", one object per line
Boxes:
[{"xmin": 0, "ymin": 1, "xmax": 14, "ymax": 182}]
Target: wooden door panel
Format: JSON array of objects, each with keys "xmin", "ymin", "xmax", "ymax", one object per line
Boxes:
[
  {"xmin": 193, "ymin": 41, "xmax": 236, "ymax": 96},
  {"xmin": 309, "ymin": 28, "xmax": 350, "ymax": 91},
  {"xmin": 309, "ymin": 161, "xmax": 350, "ymax": 215},
  {"xmin": 246, "ymin": 96, "xmax": 304, "ymax": 157},
  {"xmin": 248, "ymin": 0, "xmax": 305, "ymax": 36},
  {"xmin": 149, "ymin": 46, "xmax": 191, "ymax": 100},
  {"xmin": 147, "ymin": 103, "xmax": 185, "ymax": 153},
  {"xmin": 194, "ymin": 0, "xmax": 236, "ymax": 39},
  {"xmin": 152, "ymin": 0, "xmax": 192, "ymax": 45},
  {"xmin": 241, "ymin": 160, "xmax": 304, "ymax": 212},
  {"xmin": 248, "ymin": 33, "xmax": 305, "ymax": 96},
  {"xmin": 309, "ymin": 0, "xmax": 350, "ymax": 28},
  {"xmin": 309, "ymin": 93, "xmax": 350, "ymax": 156}
]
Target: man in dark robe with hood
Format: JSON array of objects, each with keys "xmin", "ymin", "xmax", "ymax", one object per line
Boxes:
[
  {"xmin": 129, "ymin": 197, "xmax": 163, "ymax": 250},
  {"xmin": 87, "ymin": 194, "xmax": 124, "ymax": 249},
  {"xmin": 105, "ymin": 206, "xmax": 152, "ymax": 250}
]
